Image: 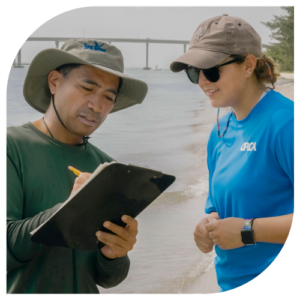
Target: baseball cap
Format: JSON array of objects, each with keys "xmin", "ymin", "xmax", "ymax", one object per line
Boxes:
[{"xmin": 170, "ymin": 14, "xmax": 263, "ymax": 72}]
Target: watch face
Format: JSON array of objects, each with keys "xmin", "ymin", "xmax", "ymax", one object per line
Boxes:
[
  {"xmin": 241, "ymin": 230, "xmax": 255, "ymax": 245},
  {"xmin": 244, "ymin": 220, "xmax": 252, "ymax": 227}
]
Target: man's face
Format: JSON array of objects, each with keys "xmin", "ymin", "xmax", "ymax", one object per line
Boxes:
[{"xmin": 50, "ymin": 65, "xmax": 119, "ymax": 137}]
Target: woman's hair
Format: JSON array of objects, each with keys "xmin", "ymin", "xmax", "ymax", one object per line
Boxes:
[{"xmin": 230, "ymin": 54, "xmax": 280, "ymax": 85}]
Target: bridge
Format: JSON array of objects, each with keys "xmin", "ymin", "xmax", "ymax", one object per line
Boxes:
[{"xmin": 14, "ymin": 37, "xmax": 190, "ymax": 69}]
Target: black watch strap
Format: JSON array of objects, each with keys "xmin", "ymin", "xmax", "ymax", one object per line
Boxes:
[{"xmin": 241, "ymin": 219, "xmax": 256, "ymax": 245}]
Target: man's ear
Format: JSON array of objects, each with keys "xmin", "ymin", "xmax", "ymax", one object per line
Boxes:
[
  {"xmin": 48, "ymin": 70, "xmax": 62, "ymax": 95},
  {"xmin": 244, "ymin": 55, "xmax": 257, "ymax": 78}
]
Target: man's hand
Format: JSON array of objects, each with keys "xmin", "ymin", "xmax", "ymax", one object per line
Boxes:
[
  {"xmin": 96, "ymin": 215, "xmax": 138, "ymax": 259},
  {"xmin": 70, "ymin": 162, "xmax": 113, "ymax": 196},
  {"xmin": 206, "ymin": 218, "xmax": 245, "ymax": 250},
  {"xmin": 70, "ymin": 172, "xmax": 92, "ymax": 196}
]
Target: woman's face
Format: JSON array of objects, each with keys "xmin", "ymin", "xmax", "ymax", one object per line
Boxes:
[{"xmin": 198, "ymin": 57, "xmax": 247, "ymax": 108}]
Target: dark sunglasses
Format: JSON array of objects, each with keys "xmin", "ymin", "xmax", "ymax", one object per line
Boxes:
[{"xmin": 184, "ymin": 58, "xmax": 239, "ymax": 84}]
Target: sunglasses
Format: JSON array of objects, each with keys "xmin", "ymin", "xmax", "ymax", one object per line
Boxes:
[{"xmin": 184, "ymin": 58, "xmax": 239, "ymax": 84}]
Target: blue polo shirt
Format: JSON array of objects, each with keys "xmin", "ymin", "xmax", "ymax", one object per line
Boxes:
[{"xmin": 205, "ymin": 90, "xmax": 294, "ymax": 291}]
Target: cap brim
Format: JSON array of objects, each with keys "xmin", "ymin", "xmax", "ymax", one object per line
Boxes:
[
  {"xmin": 23, "ymin": 48, "xmax": 148, "ymax": 114},
  {"xmin": 170, "ymin": 49, "xmax": 230, "ymax": 72}
]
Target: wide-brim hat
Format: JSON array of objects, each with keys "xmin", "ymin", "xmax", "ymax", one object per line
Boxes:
[
  {"xmin": 170, "ymin": 14, "xmax": 262, "ymax": 72},
  {"xmin": 23, "ymin": 39, "xmax": 148, "ymax": 114}
]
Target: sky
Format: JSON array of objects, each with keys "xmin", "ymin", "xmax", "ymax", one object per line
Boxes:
[{"xmin": 18, "ymin": 6, "xmax": 286, "ymax": 69}]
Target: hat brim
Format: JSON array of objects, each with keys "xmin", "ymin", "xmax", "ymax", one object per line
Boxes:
[
  {"xmin": 23, "ymin": 48, "xmax": 148, "ymax": 114},
  {"xmin": 170, "ymin": 49, "xmax": 230, "ymax": 72}
]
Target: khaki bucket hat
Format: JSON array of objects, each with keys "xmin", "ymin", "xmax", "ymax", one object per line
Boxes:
[
  {"xmin": 23, "ymin": 39, "xmax": 148, "ymax": 114},
  {"xmin": 170, "ymin": 14, "xmax": 263, "ymax": 72}
]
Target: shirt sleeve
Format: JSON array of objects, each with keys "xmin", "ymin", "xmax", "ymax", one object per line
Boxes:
[
  {"xmin": 205, "ymin": 131, "xmax": 217, "ymax": 214},
  {"xmin": 275, "ymin": 118, "xmax": 294, "ymax": 187},
  {"xmin": 94, "ymin": 251, "xmax": 130, "ymax": 288},
  {"xmin": 7, "ymin": 154, "xmax": 63, "ymax": 272}
]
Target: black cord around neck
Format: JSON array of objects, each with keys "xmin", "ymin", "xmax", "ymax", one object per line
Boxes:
[
  {"xmin": 42, "ymin": 117, "xmax": 54, "ymax": 138},
  {"xmin": 51, "ymin": 94, "xmax": 67, "ymax": 130}
]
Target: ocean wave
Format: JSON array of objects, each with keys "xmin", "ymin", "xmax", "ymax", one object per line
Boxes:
[
  {"xmin": 178, "ymin": 251, "xmax": 216, "ymax": 295},
  {"xmin": 153, "ymin": 190, "xmax": 189, "ymax": 205},
  {"xmin": 184, "ymin": 177, "xmax": 209, "ymax": 198},
  {"xmin": 154, "ymin": 178, "xmax": 209, "ymax": 205},
  {"xmin": 278, "ymin": 82, "xmax": 294, "ymax": 87},
  {"xmin": 156, "ymin": 250, "xmax": 216, "ymax": 293}
]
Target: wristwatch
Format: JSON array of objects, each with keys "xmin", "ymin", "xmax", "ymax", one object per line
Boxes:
[{"xmin": 241, "ymin": 219, "xmax": 256, "ymax": 246}]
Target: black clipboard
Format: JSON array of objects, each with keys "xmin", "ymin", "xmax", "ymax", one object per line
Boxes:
[{"xmin": 30, "ymin": 163, "xmax": 175, "ymax": 252}]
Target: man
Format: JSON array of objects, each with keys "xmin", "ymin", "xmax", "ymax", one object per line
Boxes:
[{"xmin": 7, "ymin": 39, "xmax": 148, "ymax": 293}]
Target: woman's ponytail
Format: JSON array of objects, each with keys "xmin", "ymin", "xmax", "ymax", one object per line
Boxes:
[
  {"xmin": 254, "ymin": 55, "xmax": 280, "ymax": 84},
  {"xmin": 230, "ymin": 54, "xmax": 280, "ymax": 86}
]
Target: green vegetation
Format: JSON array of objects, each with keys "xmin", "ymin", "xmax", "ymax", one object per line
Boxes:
[{"xmin": 262, "ymin": 7, "xmax": 294, "ymax": 72}]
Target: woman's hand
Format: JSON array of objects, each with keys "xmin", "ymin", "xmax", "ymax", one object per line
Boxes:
[
  {"xmin": 194, "ymin": 216, "xmax": 217, "ymax": 253},
  {"xmin": 206, "ymin": 218, "xmax": 245, "ymax": 250},
  {"xmin": 194, "ymin": 212, "xmax": 220, "ymax": 253}
]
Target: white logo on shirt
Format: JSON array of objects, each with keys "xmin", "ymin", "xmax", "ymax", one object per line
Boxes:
[{"xmin": 240, "ymin": 142, "xmax": 257, "ymax": 152}]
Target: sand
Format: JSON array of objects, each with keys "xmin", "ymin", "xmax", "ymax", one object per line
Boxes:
[
  {"xmin": 191, "ymin": 81, "xmax": 294, "ymax": 294},
  {"xmin": 279, "ymin": 72, "xmax": 294, "ymax": 80},
  {"xmin": 276, "ymin": 82, "xmax": 294, "ymax": 101}
]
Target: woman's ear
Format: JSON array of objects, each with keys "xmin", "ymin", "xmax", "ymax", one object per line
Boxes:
[
  {"xmin": 244, "ymin": 55, "xmax": 257, "ymax": 78},
  {"xmin": 48, "ymin": 70, "xmax": 61, "ymax": 95}
]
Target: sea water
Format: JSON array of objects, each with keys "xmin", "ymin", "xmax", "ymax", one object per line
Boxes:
[{"xmin": 6, "ymin": 66, "xmax": 292, "ymax": 293}]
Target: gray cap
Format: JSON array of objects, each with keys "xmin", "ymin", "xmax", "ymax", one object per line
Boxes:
[
  {"xmin": 23, "ymin": 39, "xmax": 148, "ymax": 113},
  {"xmin": 170, "ymin": 14, "xmax": 263, "ymax": 72}
]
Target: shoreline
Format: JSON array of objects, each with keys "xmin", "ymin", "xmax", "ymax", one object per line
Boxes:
[
  {"xmin": 189, "ymin": 81, "xmax": 294, "ymax": 293},
  {"xmin": 279, "ymin": 72, "xmax": 294, "ymax": 80},
  {"xmin": 276, "ymin": 81, "xmax": 294, "ymax": 101}
]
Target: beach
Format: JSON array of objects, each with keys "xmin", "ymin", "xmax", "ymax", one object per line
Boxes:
[
  {"xmin": 279, "ymin": 72, "xmax": 294, "ymax": 81},
  {"xmin": 7, "ymin": 67, "xmax": 294, "ymax": 294},
  {"xmin": 277, "ymin": 73, "xmax": 294, "ymax": 101}
]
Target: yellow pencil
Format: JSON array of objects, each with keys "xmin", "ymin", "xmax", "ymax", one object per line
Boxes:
[{"xmin": 68, "ymin": 166, "xmax": 82, "ymax": 176}]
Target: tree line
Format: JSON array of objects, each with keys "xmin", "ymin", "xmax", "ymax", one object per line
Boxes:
[{"xmin": 262, "ymin": 6, "xmax": 294, "ymax": 72}]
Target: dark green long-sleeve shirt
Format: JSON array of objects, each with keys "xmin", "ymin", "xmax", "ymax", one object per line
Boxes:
[{"xmin": 7, "ymin": 122, "xmax": 130, "ymax": 293}]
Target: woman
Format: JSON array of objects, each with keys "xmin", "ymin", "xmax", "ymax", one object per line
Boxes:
[{"xmin": 170, "ymin": 14, "xmax": 294, "ymax": 292}]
